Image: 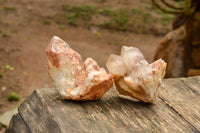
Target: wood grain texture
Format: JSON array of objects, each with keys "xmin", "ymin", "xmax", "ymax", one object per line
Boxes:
[
  {"xmin": 18, "ymin": 90, "xmax": 62, "ymax": 133},
  {"xmin": 6, "ymin": 114, "xmax": 31, "ymax": 133},
  {"xmin": 160, "ymin": 76, "xmax": 200, "ymax": 131},
  {"xmin": 6, "ymin": 76, "xmax": 200, "ymax": 133}
]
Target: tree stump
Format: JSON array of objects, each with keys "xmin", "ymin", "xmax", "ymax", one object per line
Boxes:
[{"xmin": 6, "ymin": 76, "xmax": 200, "ymax": 133}]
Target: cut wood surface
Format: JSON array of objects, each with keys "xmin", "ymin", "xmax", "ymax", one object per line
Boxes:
[
  {"xmin": 7, "ymin": 76, "xmax": 200, "ymax": 133},
  {"xmin": 160, "ymin": 76, "xmax": 200, "ymax": 131}
]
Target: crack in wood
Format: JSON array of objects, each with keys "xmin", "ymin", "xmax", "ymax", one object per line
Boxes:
[
  {"xmin": 159, "ymin": 96, "xmax": 200, "ymax": 133},
  {"xmin": 18, "ymin": 112, "xmax": 32, "ymax": 133}
]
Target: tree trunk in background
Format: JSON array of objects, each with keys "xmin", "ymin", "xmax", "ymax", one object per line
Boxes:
[
  {"xmin": 184, "ymin": 1, "xmax": 200, "ymax": 76},
  {"xmin": 154, "ymin": 0, "xmax": 200, "ymax": 78}
]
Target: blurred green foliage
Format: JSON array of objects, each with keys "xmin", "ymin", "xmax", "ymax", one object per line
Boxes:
[
  {"xmin": 8, "ymin": 91, "xmax": 20, "ymax": 101},
  {"xmin": 68, "ymin": 4, "xmax": 97, "ymax": 20},
  {"xmin": 53, "ymin": 3, "xmax": 174, "ymax": 33},
  {"xmin": 0, "ymin": 72, "xmax": 3, "ymax": 78},
  {"xmin": 43, "ymin": 19, "xmax": 51, "ymax": 25},
  {"xmin": 2, "ymin": 33, "xmax": 9, "ymax": 37},
  {"xmin": 99, "ymin": 7, "xmax": 115, "ymax": 17},
  {"xmin": 5, "ymin": 65, "xmax": 14, "ymax": 70},
  {"xmin": 3, "ymin": 6, "xmax": 16, "ymax": 11},
  {"xmin": 103, "ymin": 9, "xmax": 130, "ymax": 31}
]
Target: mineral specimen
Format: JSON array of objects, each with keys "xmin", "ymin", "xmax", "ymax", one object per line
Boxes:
[
  {"xmin": 46, "ymin": 36, "xmax": 113, "ymax": 100},
  {"xmin": 106, "ymin": 46, "xmax": 167, "ymax": 103}
]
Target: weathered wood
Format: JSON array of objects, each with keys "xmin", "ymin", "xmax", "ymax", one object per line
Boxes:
[
  {"xmin": 18, "ymin": 90, "xmax": 62, "ymax": 133},
  {"xmin": 6, "ymin": 114, "xmax": 31, "ymax": 133},
  {"xmin": 7, "ymin": 76, "xmax": 200, "ymax": 133},
  {"xmin": 160, "ymin": 76, "xmax": 200, "ymax": 131}
]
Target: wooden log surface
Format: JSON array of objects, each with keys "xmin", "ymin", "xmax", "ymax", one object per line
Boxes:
[
  {"xmin": 7, "ymin": 76, "xmax": 200, "ymax": 133},
  {"xmin": 160, "ymin": 76, "xmax": 200, "ymax": 131}
]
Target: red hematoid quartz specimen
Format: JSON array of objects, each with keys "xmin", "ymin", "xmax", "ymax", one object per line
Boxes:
[
  {"xmin": 46, "ymin": 36, "xmax": 113, "ymax": 100},
  {"xmin": 106, "ymin": 46, "xmax": 167, "ymax": 103}
]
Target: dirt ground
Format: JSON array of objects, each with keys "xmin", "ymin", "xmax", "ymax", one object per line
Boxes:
[{"xmin": 0, "ymin": 0, "xmax": 173, "ymax": 131}]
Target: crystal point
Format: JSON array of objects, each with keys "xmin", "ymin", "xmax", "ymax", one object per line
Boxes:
[{"xmin": 106, "ymin": 46, "xmax": 167, "ymax": 103}]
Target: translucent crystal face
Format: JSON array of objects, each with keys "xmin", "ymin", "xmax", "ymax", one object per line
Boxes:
[
  {"xmin": 46, "ymin": 36, "xmax": 113, "ymax": 100},
  {"xmin": 106, "ymin": 54, "xmax": 127, "ymax": 76},
  {"xmin": 106, "ymin": 46, "xmax": 167, "ymax": 103}
]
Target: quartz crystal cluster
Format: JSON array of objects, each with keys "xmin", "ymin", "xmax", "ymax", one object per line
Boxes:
[
  {"xmin": 106, "ymin": 46, "xmax": 167, "ymax": 103},
  {"xmin": 46, "ymin": 36, "xmax": 113, "ymax": 100}
]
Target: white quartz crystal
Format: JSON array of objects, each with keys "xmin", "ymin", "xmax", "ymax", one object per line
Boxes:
[
  {"xmin": 106, "ymin": 46, "xmax": 167, "ymax": 103},
  {"xmin": 46, "ymin": 36, "xmax": 113, "ymax": 100}
]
